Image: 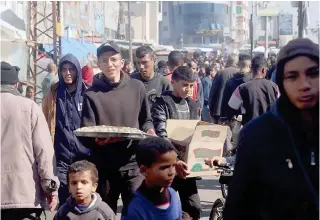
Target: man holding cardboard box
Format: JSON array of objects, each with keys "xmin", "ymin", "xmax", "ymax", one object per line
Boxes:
[{"xmin": 151, "ymin": 66, "xmax": 202, "ymax": 219}]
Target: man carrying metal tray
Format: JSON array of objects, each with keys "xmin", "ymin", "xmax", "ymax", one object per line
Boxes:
[{"xmin": 79, "ymin": 42, "xmax": 156, "ymax": 216}]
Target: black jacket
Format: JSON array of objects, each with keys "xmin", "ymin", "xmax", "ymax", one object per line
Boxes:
[
  {"xmin": 151, "ymin": 92, "xmax": 201, "ymax": 159},
  {"xmin": 209, "ymin": 66, "xmax": 239, "ymax": 117},
  {"xmin": 224, "ymin": 100, "xmax": 319, "ymax": 220},
  {"xmin": 221, "ymin": 72, "xmax": 252, "ymax": 120}
]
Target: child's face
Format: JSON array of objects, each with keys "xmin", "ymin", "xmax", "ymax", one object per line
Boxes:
[
  {"xmin": 172, "ymin": 79, "xmax": 195, "ymax": 99},
  {"xmin": 142, "ymin": 151, "xmax": 177, "ymax": 188},
  {"xmin": 68, "ymin": 171, "xmax": 98, "ymax": 205}
]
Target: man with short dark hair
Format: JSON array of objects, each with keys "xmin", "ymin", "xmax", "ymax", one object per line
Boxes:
[
  {"xmin": 209, "ymin": 54, "xmax": 239, "ymax": 123},
  {"xmin": 220, "ymin": 54, "xmax": 252, "ymax": 121},
  {"xmin": 165, "ymin": 50, "xmax": 184, "ymax": 81},
  {"xmin": 228, "ymin": 56, "xmax": 279, "ymax": 125},
  {"xmin": 81, "ymin": 42, "xmax": 156, "ymax": 215},
  {"xmin": 25, "ymin": 85, "xmax": 35, "ymax": 101},
  {"xmin": 131, "ymin": 46, "xmax": 172, "ymax": 105}
]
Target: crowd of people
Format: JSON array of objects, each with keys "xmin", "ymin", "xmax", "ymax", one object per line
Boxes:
[{"xmin": 1, "ymin": 38, "xmax": 318, "ymax": 220}]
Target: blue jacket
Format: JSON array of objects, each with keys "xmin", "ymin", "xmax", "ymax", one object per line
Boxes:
[
  {"xmin": 54, "ymin": 54, "xmax": 90, "ymax": 167},
  {"xmin": 201, "ymin": 76, "xmax": 212, "ymax": 105}
]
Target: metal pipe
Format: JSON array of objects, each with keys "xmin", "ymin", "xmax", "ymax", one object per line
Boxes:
[
  {"xmin": 298, "ymin": 1, "xmax": 303, "ymax": 38},
  {"xmin": 128, "ymin": 1, "xmax": 133, "ymax": 63},
  {"xmin": 264, "ymin": 16, "xmax": 268, "ymax": 59}
]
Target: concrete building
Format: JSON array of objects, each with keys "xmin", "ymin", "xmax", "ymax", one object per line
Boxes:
[
  {"xmin": 233, "ymin": 1, "xmax": 249, "ymax": 49},
  {"xmin": 160, "ymin": 1, "xmax": 231, "ymax": 47},
  {"xmin": 123, "ymin": 1, "xmax": 162, "ymax": 44}
]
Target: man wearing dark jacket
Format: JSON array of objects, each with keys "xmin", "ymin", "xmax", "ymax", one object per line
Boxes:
[
  {"xmin": 220, "ymin": 54, "xmax": 252, "ymax": 121},
  {"xmin": 223, "ymin": 38, "xmax": 319, "ymax": 220},
  {"xmin": 80, "ymin": 42, "xmax": 156, "ymax": 215},
  {"xmin": 228, "ymin": 56, "xmax": 279, "ymax": 125},
  {"xmin": 43, "ymin": 54, "xmax": 90, "ymax": 205},
  {"xmin": 131, "ymin": 46, "xmax": 172, "ymax": 105},
  {"xmin": 209, "ymin": 54, "xmax": 239, "ymax": 123}
]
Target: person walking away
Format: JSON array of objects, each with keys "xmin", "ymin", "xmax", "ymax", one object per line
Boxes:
[
  {"xmin": 42, "ymin": 63, "xmax": 58, "ymax": 98},
  {"xmin": 151, "ymin": 66, "xmax": 202, "ymax": 219},
  {"xmin": 220, "ymin": 54, "xmax": 252, "ymax": 122},
  {"xmin": 42, "ymin": 54, "xmax": 90, "ymax": 206},
  {"xmin": 228, "ymin": 56, "xmax": 279, "ymax": 125},
  {"xmin": 1, "ymin": 61, "xmax": 59, "ymax": 219},
  {"xmin": 54, "ymin": 160, "xmax": 115, "ymax": 220},
  {"xmin": 223, "ymin": 38, "xmax": 319, "ymax": 220},
  {"xmin": 209, "ymin": 54, "xmax": 239, "ymax": 124},
  {"xmin": 80, "ymin": 42, "xmax": 156, "ymax": 215},
  {"xmin": 82, "ymin": 64, "xmax": 94, "ymax": 87},
  {"xmin": 157, "ymin": 60, "xmax": 169, "ymax": 76},
  {"xmin": 123, "ymin": 137, "xmax": 182, "ymax": 220},
  {"xmin": 25, "ymin": 85, "xmax": 35, "ymax": 101},
  {"xmin": 164, "ymin": 50, "xmax": 184, "ymax": 81},
  {"xmin": 131, "ymin": 46, "xmax": 172, "ymax": 105},
  {"xmin": 201, "ymin": 66, "xmax": 216, "ymax": 122}
]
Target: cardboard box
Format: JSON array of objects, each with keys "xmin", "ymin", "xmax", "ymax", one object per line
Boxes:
[{"xmin": 167, "ymin": 120, "xmax": 228, "ymax": 177}]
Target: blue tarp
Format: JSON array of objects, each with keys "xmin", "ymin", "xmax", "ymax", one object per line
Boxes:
[{"xmin": 44, "ymin": 37, "xmax": 97, "ymax": 64}]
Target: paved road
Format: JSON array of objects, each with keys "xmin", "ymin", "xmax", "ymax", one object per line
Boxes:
[{"xmin": 44, "ymin": 176, "xmax": 221, "ymax": 220}]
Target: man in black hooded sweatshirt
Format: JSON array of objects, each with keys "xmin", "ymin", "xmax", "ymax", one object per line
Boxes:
[
  {"xmin": 223, "ymin": 38, "xmax": 319, "ymax": 220},
  {"xmin": 80, "ymin": 42, "xmax": 156, "ymax": 215}
]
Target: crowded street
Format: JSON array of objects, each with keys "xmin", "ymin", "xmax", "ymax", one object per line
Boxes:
[{"xmin": 1, "ymin": 1, "xmax": 319, "ymax": 220}]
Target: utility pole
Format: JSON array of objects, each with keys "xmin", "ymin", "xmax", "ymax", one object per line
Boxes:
[
  {"xmin": 181, "ymin": 33, "xmax": 184, "ymax": 49},
  {"xmin": 128, "ymin": 1, "xmax": 133, "ymax": 63},
  {"xmin": 250, "ymin": 13, "xmax": 253, "ymax": 58},
  {"xmin": 298, "ymin": 1, "xmax": 304, "ymax": 38},
  {"xmin": 264, "ymin": 16, "xmax": 268, "ymax": 59}
]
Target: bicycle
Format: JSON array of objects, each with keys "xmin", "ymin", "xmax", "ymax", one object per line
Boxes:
[{"xmin": 208, "ymin": 162, "xmax": 233, "ymax": 220}]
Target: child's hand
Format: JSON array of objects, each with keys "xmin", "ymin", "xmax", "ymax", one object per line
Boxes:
[
  {"xmin": 176, "ymin": 160, "xmax": 190, "ymax": 179},
  {"xmin": 204, "ymin": 157, "xmax": 226, "ymax": 168},
  {"xmin": 46, "ymin": 194, "xmax": 58, "ymax": 212}
]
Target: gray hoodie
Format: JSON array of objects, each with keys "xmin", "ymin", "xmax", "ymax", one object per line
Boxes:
[{"xmin": 54, "ymin": 193, "xmax": 115, "ymax": 220}]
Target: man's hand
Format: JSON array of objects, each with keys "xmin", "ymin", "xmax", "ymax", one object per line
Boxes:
[
  {"xmin": 176, "ymin": 160, "xmax": 190, "ymax": 179},
  {"xmin": 146, "ymin": 129, "xmax": 157, "ymax": 137},
  {"xmin": 46, "ymin": 194, "xmax": 58, "ymax": 212},
  {"xmin": 95, "ymin": 137, "xmax": 123, "ymax": 146},
  {"xmin": 204, "ymin": 157, "xmax": 226, "ymax": 168}
]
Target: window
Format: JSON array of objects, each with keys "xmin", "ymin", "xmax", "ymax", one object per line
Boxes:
[
  {"xmin": 178, "ymin": 5, "xmax": 181, "ymax": 14},
  {"xmin": 226, "ymin": 5, "xmax": 229, "ymax": 14},
  {"xmin": 159, "ymin": 1, "xmax": 162, "ymax": 13},
  {"xmin": 163, "ymin": 11, "xmax": 167, "ymax": 16},
  {"xmin": 211, "ymin": 3, "xmax": 214, "ymax": 12},
  {"xmin": 164, "ymin": 26, "xmax": 168, "ymax": 31}
]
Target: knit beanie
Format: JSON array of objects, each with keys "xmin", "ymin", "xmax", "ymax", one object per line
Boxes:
[{"xmin": 1, "ymin": 61, "xmax": 19, "ymax": 85}]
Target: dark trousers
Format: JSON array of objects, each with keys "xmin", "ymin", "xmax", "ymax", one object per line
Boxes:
[
  {"xmin": 1, "ymin": 208, "xmax": 43, "ymax": 220},
  {"xmin": 97, "ymin": 166, "xmax": 144, "ymax": 215},
  {"xmin": 56, "ymin": 163, "xmax": 70, "ymax": 207},
  {"xmin": 171, "ymin": 177, "xmax": 202, "ymax": 220}
]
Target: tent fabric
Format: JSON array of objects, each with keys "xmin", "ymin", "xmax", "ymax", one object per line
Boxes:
[{"xmin": 44, "ymin": 37, "xmax": 97, "ymax": 65}]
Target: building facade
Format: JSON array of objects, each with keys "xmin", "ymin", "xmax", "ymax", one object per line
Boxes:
[{"xmin": 160, "ymin": 1, "xmax": 231, "ymax": 47}]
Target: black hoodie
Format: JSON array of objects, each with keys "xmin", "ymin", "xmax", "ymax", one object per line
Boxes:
[
  {"xmin": 81, "ymin": 72, "xmax": 154, "ymax": 170},
  {"xmin": 224, "ymin": 38, "xmax": 319, "ymax": 220}
]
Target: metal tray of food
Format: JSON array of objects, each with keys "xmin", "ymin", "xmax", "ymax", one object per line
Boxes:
[{"xmin": 74, "ymin": 125, "xmax": 151, "ymax": 140}]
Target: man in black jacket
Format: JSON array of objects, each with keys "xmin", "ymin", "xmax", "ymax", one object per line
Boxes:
[
  {"xmin": 81, "ymin": 42, "xmax": 156, "ymax": 215},
  {"xmin": 131, "ymin": 46, "xmax": 172, "ymax": 106},
  {"xmin": 151, "ymin": 66, "xmax": 202, "ymax": 220},
  {"xmin": 209, "ymin": 54, "xmax": 239, "ymax": 124},
  {"xmin": 220, "ymin": 54, "xmax": 252, "ymax": 122}
]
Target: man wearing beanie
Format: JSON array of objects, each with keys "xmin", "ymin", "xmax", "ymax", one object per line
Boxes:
[
  {"xmin": 43, "ymin": 54, "xmax": 90, "ymax": 206},
  {"xmin": 0, "ymin": 61, "xmax": 59, "ymax": 219},
  {"xmin": 223, "ymin": 38, "xmax": 319, "ymax": 220}
]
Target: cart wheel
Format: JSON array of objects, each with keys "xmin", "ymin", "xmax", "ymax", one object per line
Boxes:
[{"xmin": 209, "ymin": 198, "xmax": 225, "ymax": 220}]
